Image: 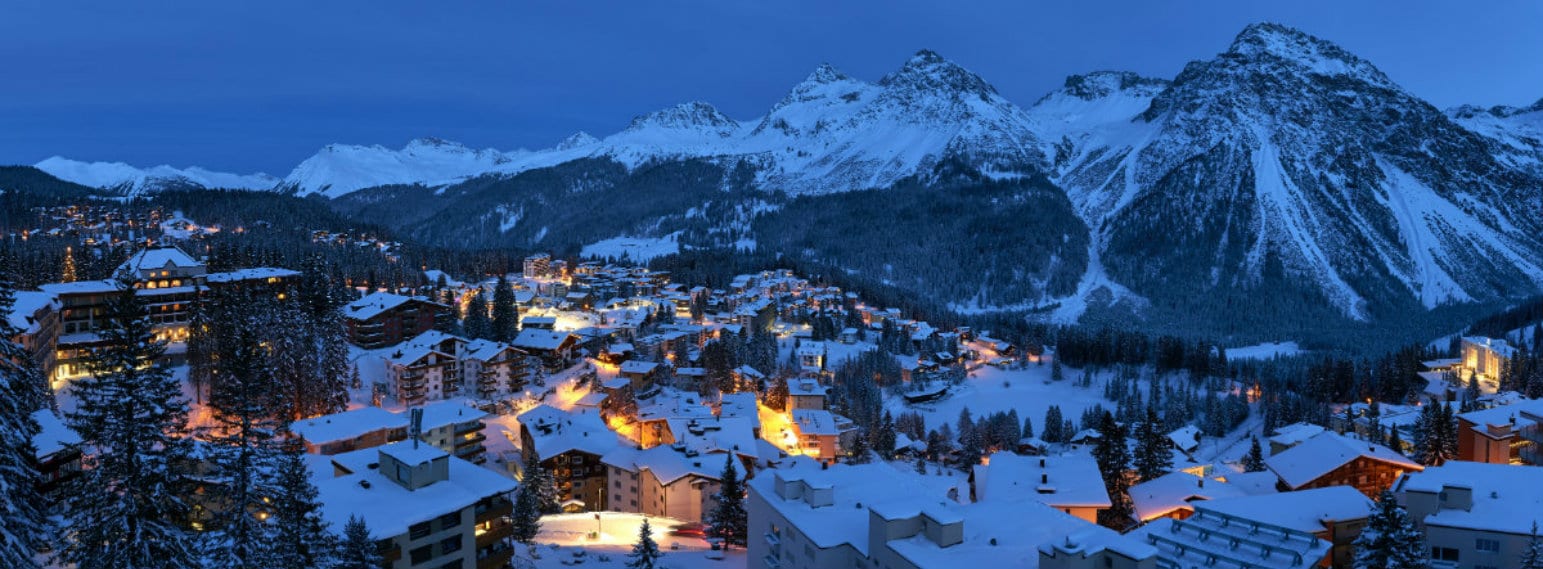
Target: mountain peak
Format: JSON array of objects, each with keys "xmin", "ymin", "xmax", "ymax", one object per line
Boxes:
[
  {"xmin": 556, "ymin": 131, "xmax": 600, "ymax": 150},
  {"xmin": 1225, "ymin": 22, "xmax": 1385, "ymax": 81},
  {"xmin": 880, "ymin": 49, "xmax": 996, "ymax": 97},
  {"xmin": 805, "ymin": 62, "xmax": 850, "ymax": 84},
  {"xmin": 1059, "ymin": 71, "xmax": 1169, "ymax": 101},
  {"xmin": 625, "ymin": 101, "xmax": 739, "ymax": 135}
]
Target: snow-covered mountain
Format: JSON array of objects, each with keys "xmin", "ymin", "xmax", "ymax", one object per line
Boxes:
[
  {"xmin": 278, "ymin": 50, "xmax": 1048, "ymax": 197},
  {"xmin": 34, "ymin": 156, "xmax": 280, "ymax": 196},
  {"xmin": 282, "ymin": 138, "xmax": 535, "ymax": 199},
  {"xmin": 1039, "ymin": 22, "xmax": 1543, "ymax": 322}
]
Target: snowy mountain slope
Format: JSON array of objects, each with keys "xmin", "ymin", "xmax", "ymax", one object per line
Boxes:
[
  {"xmin": 1448, "ymin": 100, "xmax": 1543, "ymax": 174},
  {"xmin": 1039, "ymin": 23, "xmax": 1543, "ymax": 323},
  {"xmin": 278, "ymin": 51, "xmax": 1049, "ymax": 198},
  {"xmin": 35, "ymin": 156, "xmax": 279, "ymax": 196}
]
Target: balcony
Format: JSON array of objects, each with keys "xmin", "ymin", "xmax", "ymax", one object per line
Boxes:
[
  {"xmin": 763, "ymin": 555, "xmax": 782, "ymax": 569},
  {"xmin": 764, "ymin": 532, "xmax": 781, "ymax": 547},
  {"xmin": 456, "ymin": 433, "xmax": 488, "ymax": 449},
  {"xmin": 475, "ymin": 497, "xmax": 513, "ymax": 523},
  {"xmin": 476, "ymin": 544, "xmax": 513, "ymax": 569},
  {"xmin": 456, "ymin": 421, "xmax": 486, "ymax": 435},
  {"xmin": 475, "ymin": 518, "xmax": 513, "ymax": 548}
]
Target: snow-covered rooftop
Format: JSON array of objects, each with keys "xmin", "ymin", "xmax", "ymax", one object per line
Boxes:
[
  {"xmin": 315, "ymin": 446, "xmax": 516, "ymax": 539},
  {"xmin": 1457, "ymin": 398, "xmax": 1543, "ymax": 430},
  {"xmin": 39, "ymin": 279, "xmax": 123, "ymax": 295},
  {"xmin": 1394, "ymin": 461, "xmax": 1543, "ymax": 534},
  {"xmin": 7, "ymin": 290, "xmax": 58, "ymax": 334},
  {"xmin": 290, "ymin": 406, "xmax": 402, "ymax": 445},
  {"xmin": 512, "ymin": 328, "xmax": 574, "ymax": 351},
  {"xmin": 30, "ymin": 409, "xmax": 81, "ymax": 459},
  {"xmin": 1265, "ymin": 431, "xmax": 1421, "ymax": 489},
  {"xmin": 118, "ymin": 246, "xmax": 202, "ymax": 274},
  {"xmin": 972, "ymin": 452, "xmax": 1111, "ymax": 510},
  {"xmin": 787, "ymin": 378, "xmax": 829, "ymax": 397},
  {"xmin": 516, "ymin": 404, "xmax": 623, "ymax": 458},
  {"xmin": 1129, "ymin": 471, "xmax": 1248, "ymax": 522},
  {"xmin": 343, "ymin": 291, "xmax": 435, "ymax": 321},
  {"xmin": 1189, "ymin": 486, "xmax": 1372, "ymax": 534},
  {"xmin": 204, "ymin": 267, "xmax": 301, "ymax": 283},
  {"xmin": 791, "ymin": 409, "xmax": 840, "ymax": 436}
]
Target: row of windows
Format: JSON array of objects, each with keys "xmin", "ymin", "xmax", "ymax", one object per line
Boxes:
[
  {"xmin": 407, "ymin": 537, "xmax": 465, "ymax": 566},
  {"xmin": 407, "ymin": 512, "xmax": 464, "ymax": 540}
]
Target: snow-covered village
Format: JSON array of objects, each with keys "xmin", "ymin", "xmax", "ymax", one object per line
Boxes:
[{"xmin": 4, "ymin": 3, "xmax": 1543, "ymax": 569}]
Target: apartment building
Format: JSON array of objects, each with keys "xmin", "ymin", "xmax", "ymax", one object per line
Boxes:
[
  {"xmin": 516, "ymin": 404, "xmax": 624, "ymax": 511},
  {"xmin": 970, "ymin": 452, "xmax": 1112, "ymax": 523},
  {"xmin": 315, "ymin": 441, "xmax": 516, "ymax": 569},
  {"xmin": 1396, "ymin": 461, "xmax": 1543, "ymax": 569},
  {"xmin": 342, "ymin": 292, "xmax": 450, "ymax": 350},
  {"xmin": 1456, "ymin": 399, "xmax": 1543, "ymax": 465},
  {"xmin": 749, "ymin": 458, "xmax": 1153, "ymax": 569}
]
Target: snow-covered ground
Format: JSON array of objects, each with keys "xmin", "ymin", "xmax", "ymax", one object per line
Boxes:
[
  {"xmin": 520, "ymin": 512, "xmax": 746, "ymax": 569},
  {"xmin": 581, "ymin": 233, "xmax": 683, "ymax": 263},
  {"xmin": 1225, "ymin": 341, "xmax": 1302, "ymax": 361},
  {"xmin": 885, "ymin": 358, "xmax": 1112, "ymax": 434}
]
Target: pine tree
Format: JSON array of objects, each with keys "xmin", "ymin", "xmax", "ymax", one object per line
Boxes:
[
  {"xmin": 491, "ymin": 276, "xmax": 517, "ymax": 343},
  {"xmin": 463, "ymin": 290, "xmax": 492, "ymax": 340},
  {"xmin": 1436, "ymin": 402, "xmax": 1459, "ymax": 463},
  {"xmin": 60, "ymin": 276, "xmax": 201, "ymax": 569},
  {"xmin": 1133, "ymin": 407, "xmax": 1171, "ymax": 482},
  {"xmin": 204, "ymin": 295, "xmax": 288, "ymax": 569},
  {"xmin": 706, "ymin": 454, "xmax": 747, "ymax": 549},
  {"xmin": 60, "ymin": 246, "xmax": 78, "ymax": 283},
  {"xmin": 847, "ymin": 429, "xmax": 872, "ymax": 464},
  {"xmin": 524, "ymin": 453, "xmax": 561, "ymax": 515},
  {"xmin": 1243, "ymin": 436, "xmax": 1267, "ymax": 472},
  {"xmin": 511, "ymin": 475, "xmax": 541, "ymax": 546},
  {"xmin": 1412, "ymin": 402, "xmax": 1435, "ymax": 464},
  {"xmin": 0, "ymin": 275, "xmax": 47, "ymax": 569},
  {"xmin": 1092, "ymin": 412, "xmax": 1134, "ymax": 530},
  {"xmin": 334, "ymin": 516, "xmax": 383, "ymax": 569},
  {"xmin": 627, "ymin": 519, "xmax": 662, "ymax": 569},
  {"xmin": 1051, "ymin": 356, "xmax": 1064, "ymax": 381},
  {"xmin": 1022, "ymin": 415, "xmax": 1034, "ymax": 440},
  {"xmin": 1352, "ymin": 490, "xmax": 1427, "ymax": 569},
  {"xmin": 914, "ymin": 455, "xmax": 927, "ymax": 475},
  {"xmin": 876, "ymin": 411, "xmax": 897, "ymax": 459},
  {"xmin": 1521, "ymin": 521, "xmax": 1543, "ymax": 569},
  {"xmin": 270, "ymin": 442, "xmax": 338, "ymax": 569},
  {"xmin": 1043, "ymin": 406, "xmax": 1064, "ymax": 443}
]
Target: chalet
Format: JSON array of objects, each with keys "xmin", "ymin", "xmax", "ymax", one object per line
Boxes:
[
  {"xmin": 1265, "ymin": 431, "xmax": 1422, "ymax": 498},
  {"xmin": 1455, "ymin": 398, "xmax": 1543, "ymax": 465},
  {"xmin": 1267, "ymin": 422, "xmax": 1325, "ymax": 455},
  {"xmin": 796, "ymin": 341, "xmax": 827, "ymax": 372},
  {"xmin": 520, "ymin": 315, "xmax": 557, "ymax": 330},
  {"xmin": 30, "ymin": 410, "xmax": 82, "ymax": 497},
  {"xmin": 515, "ymin": 405, "xmax": 624, "ymax": 511},
  {"xmin": 617, "ymin": 359, "xmax": 665, "ymax": 397},
  {"xmin": 462, "ymin": 339, "xmax": 533, "ymax": 398},
  {"xmin": 786, "ymin": 378, "xmax": 828, "ymax": 411},
  {"xmin": 601, "ymin": 444, "xmax": 744, "ymax": 523},
  {"xmin": 342, "ymin": 292, "xmax": 450, "ymax": 350},
  {"xmin": 511, "ymin": 328, "xmax": 578, "ymax": 371},
  {"xmin": 730, "ymin": 365, "xmax": 765, "ymax": 391}
]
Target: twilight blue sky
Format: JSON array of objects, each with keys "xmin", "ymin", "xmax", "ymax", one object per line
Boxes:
[{"xmin": 3, "ymin": 1, "xmax": 1539, "ymax": 174}]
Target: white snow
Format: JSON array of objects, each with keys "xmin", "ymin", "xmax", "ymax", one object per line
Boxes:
[
  {"xmin": 1225, "ymin": 341, "xmax": 1302, "ymax": 361},
  {"xmin": 35, "ymin": 156, "xmax": 279, "ymax": 195},
  {"xmin": 580, "ymin": 232, "xmax": 682, "ymax": 263}
]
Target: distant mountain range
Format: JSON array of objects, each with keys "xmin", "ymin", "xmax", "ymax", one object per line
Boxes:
[{"xmin": 26, "ymin": 22, "xmax": 1543, "ymax": 344}]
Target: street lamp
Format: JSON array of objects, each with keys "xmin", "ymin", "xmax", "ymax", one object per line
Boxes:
[{"xmin": 594, "ymin": 513, "xmax": 602, "ymax": 539}]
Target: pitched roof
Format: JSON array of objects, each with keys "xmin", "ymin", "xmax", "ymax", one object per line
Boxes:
[{"xmin": 1265, "ymin": 431, "xmax": 1421, "ymax": 489}]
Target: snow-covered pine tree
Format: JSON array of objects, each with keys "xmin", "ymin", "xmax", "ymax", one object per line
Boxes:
[
  {"xmin": 334, "ymin": 516, "xmax": 383, "ymax": 569},
  {"xmin": 492, "ymin": 276, "xmax": 517, "ymax": 343},
  {"xmin": 1243, "ymin": 436, "xmax": 1267, "ymax": 472},
  {"xmin": 1092, "ymin": 411, "xmax": 1134, "ymax": 530},
  {"xmin": 270, "ymin": 441, "xmax": 338, "ymax": 569},
  {"xmin": 1352, "ymin": 490, "xmax": 1427, "ymax": 569},
  {"xmin": 463, "ymin": 290, "xmax": 492, "ymax": 340},
  {"xmin": 1435, "ymin": 402, "xmax": 1459, "ymax": 463},
  {"xmin": 1133, "ymin": 407, "xmax": 1171, "ymax": 482},
  {"xmin": 876, "ymin": 411, "xmax": 897, "ymax": 459},
  {"xmin": 0, "ymin": 275, "xmax": 47, "ymax": 569},
  {"xmin": 511, "ymin": 477, "xmax": 541, "ymax": 545},
  {"xmin": 1022, "ymin": 415, "xmax": 1034, "ymax": 439},
  {"xmin": 60, "ymin": 275, "xmax": 201, "ymax": 569},
  {"xmin": 204, "ymin": 295, "xmax": 289, "ymax": 569},
  {"xmin": 1050, "ymin": 356, "xmax": 1064, "ymax": 381},
  {"xmin": 847, "ymin": 428, "xmax": 872, "ymax": 464},
  {"xmin": 1042, "ymin": 406, "xmax": 1063, "ymax": 443},
  {"xmin": 524, "ymin": 453, "xmax": 562, "ymax": 515},
  {"xmin": 627, "ymin": 518, "xmax": 662, "ymax": 569},
  {"xmin": 1522, "ymin": 521, "xmax": 1543, "ymax": 569},
  {"xmin": 706, "ymin": 454, "xmax": 747, "ymax": 549},
  {"xmin": 1411, "ymin": 402, "xmax": 1434, "ymax": 464}
]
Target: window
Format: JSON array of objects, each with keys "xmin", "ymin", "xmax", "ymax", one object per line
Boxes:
[
  {"xmin": 409, "ymin": 544, "xmax": 433, "ymax": 564},
  {"xmin": 1432, "ymin": 547, "xmax": 1460, "ymax": 562},
  {"xmin": 438, "ymin": 512, "xmax": 461, "ymax": 530},
  {"xmin": 409, "ymin": 521, "xmax": 432, "ymax": 540},
  {"xmin": 437, "ymin": 561, "xmax": 465, "ymax": 569},
  {"xmin": 440, "ymin": 535, "xmax": 462, "ymax": 555},
  {"xmin": 1476, "ymin": 538, "xmax": 1500, "ymax": 553},
  {"xmin": 397, "ymin": 463, "xmax": 411, "ymax": 484}
]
